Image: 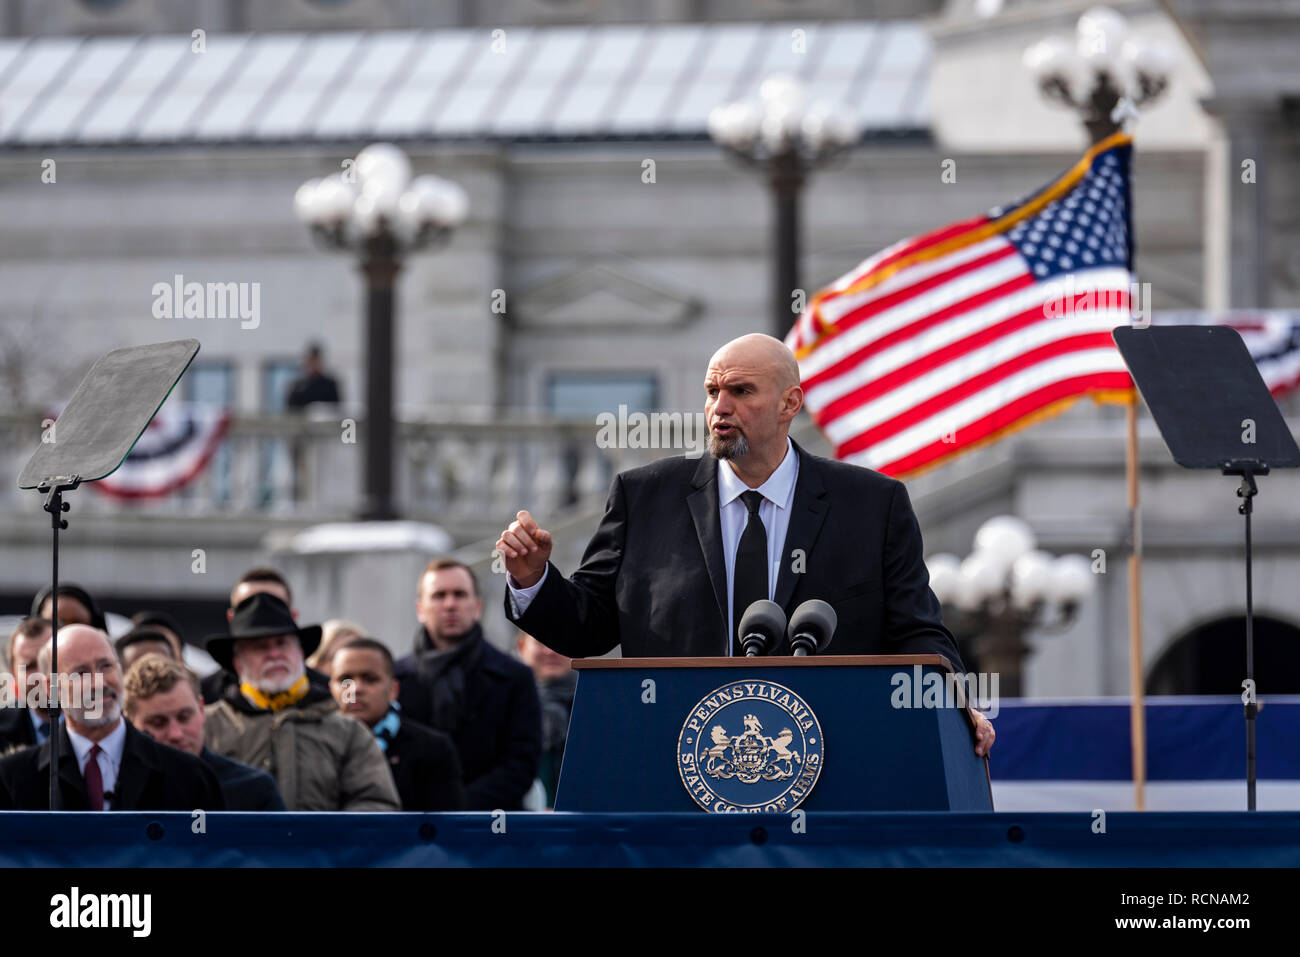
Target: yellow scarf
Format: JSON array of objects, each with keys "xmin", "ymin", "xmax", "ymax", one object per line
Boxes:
[{"xmin": 240, "ymin": 675, "xmax": 309, "ymax": 713}]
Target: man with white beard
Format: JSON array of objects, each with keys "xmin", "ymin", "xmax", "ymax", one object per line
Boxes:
[
  {"xmin": 203, "ymin": 594, "xmax": 399, "ymax": 811},
  {"xmin": 0, "ymin": 625, "xmax": 224, "ymax": 810}
]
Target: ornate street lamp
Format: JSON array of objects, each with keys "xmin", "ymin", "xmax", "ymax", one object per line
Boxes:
[
  {"xmin": 709, "ymin": 74, "xmax": 861, "ymax": 339},
  {"xmin": 927, "ymin": 515, "xmax": 1096, "ymax": 695},
  {"xmin": 1023, "ymin": 5, "xmax": 1173, "ymax": 145},
  {"xmin": 294, "ymin": 144, "xmax": 468, "ymax": 520}
]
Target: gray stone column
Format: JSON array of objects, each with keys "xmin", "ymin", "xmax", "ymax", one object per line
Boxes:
[{"xmin": 1199, "ymin": 96, "xmax": 1281, "ymax": 309}]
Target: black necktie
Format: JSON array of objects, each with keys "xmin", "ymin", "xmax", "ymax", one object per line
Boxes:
[{"xmin": 732, "ymin": 490, "xmax": 768, "ymax": 652}]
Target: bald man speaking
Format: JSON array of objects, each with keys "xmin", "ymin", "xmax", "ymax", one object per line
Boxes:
[{"xmin": 498, "ymin": 334, "xmax": 993, "ymax": 756}]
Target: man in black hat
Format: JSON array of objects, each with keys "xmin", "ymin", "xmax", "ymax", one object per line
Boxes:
[
  {"xmin": 0, "ymin": 625, "xmax": 224, "ymax": 811},
  {"xmin": 200, "ymin": 567, "xmax": 312, "ymax": 704},
  {"xmin": 204, "ymin": 593, "xmax": 400, "ymax": 811}
]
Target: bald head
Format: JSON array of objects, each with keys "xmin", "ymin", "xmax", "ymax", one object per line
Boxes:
[
  {"xmin": 703, "ymin": 334, "xmax": 804, "ymax": 483},
  {"xmin": 39, "ymin": 625, "xmax": 124, "ymax": 733},
  {"xmin": 708, "ymin": 334, "xmax": 801, "ymax": 392},
  {"xmin": 38, "ymin": 625, "xmax": 113, "ymax": 674}
]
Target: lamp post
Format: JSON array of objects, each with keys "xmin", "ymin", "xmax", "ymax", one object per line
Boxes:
[
  {"xmin": 294, "ymin": 144, "xmax": 468, "ymax": 520},
  {"xmin": 1023, "ymin": 5, "xmax": 1173, "ymax": 147},
  {"xmin": 927, "ymin": 516, "xmax": 1096, "ymax": 696},
  {"xmin": 709, "ymin": 75, "xmax": 861, "ymax": 339}
]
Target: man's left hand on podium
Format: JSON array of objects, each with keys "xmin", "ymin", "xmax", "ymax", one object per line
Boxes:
[{"xmin": 971, "ymin": 710, "xmax": 995, "ymax": 757}]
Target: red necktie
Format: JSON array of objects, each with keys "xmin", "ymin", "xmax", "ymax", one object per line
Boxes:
[{"xmin": 84, "ymin": 743, "xmax": 104, "ymax": 811}]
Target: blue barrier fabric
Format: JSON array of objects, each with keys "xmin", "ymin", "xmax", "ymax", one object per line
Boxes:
[
  {"xmin": 1, "ymin": 811, "xmax": 1298, "ymax": 867},
  {"xmin": 987, "ymin": 698, "xmax": 1300, "ymax": 781}
]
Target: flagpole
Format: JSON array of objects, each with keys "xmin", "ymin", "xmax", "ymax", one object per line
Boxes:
[{"xmin": 1126, "ymin": 394, "xmax": 1146, "ymax": 811}]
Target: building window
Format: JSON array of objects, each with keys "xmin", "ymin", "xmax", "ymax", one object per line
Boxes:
[
  {"xmin": 545, "ymin": 372, "xmax": 658, "ymax": 419},
  {"xmin": 182, "ymin": 360, "xmax": 235, "ymax": 406},
  {"xmin": 545, "ymin": 372, "xmax": 658, "ymax": 506},
  {"xmin": 180, "ymin": 360, "xmax": 235, "ymax": 505},
  {"xmin": 259, "ymin": 359, "xmax": 303, "ymax": 508},
  {"xmin": 262, "ymin": 359, "xmax": 302, "ymax": 414}
]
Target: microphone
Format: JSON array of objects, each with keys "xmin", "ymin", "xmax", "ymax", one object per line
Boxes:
[
  {"xmin": 787, "ymin": 600, "xmax": 836, "ymax": 656},
  {"xmin": 737, "ymin": 600, "xmax": 786, "ymax": 657}
]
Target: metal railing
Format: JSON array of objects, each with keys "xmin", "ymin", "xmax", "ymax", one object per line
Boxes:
[{"xmin": 0, "ymin": 410, "xmax": 711, "ymax": 533}]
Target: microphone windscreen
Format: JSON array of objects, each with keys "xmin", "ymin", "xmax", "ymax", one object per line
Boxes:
[
  {"xmin": 737, "ymin": 599, "xmax": 787, "ymax": 649},
  {"xmin": 787, "ymin": 599, "xmax": 837, "ymax": 651}
]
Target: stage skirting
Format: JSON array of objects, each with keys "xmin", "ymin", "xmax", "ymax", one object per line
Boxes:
[
  {"xmin": 989, "ymin": 696, "xmax": 1300, "ymax": 811},
  {"xmin": 0, "ymin": 811, "xmax": 1298, "ymax": 867}
]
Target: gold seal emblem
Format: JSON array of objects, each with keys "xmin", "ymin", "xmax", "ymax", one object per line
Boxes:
[{"xmin": 677, "ymin": 680, "xmax": 824, "ymax": 812}]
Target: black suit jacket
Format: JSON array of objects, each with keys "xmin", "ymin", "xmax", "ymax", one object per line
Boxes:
[
  {"xmin": 0, "ymin": 721, "xmax": 226, "ymax": 811},
  {"xmin": 0, "ymin": 707, "xmax": 39, "ymax": 754},
  {"xmin": 385, "ymin": 718, "xmax": 465, "ymax": 812},
  {"xmin": 506, "ymin": 439, "xmax": 964, "ymax": 666},
  {"xmin": 200, "ymin": 747, "xmax": 286, "ymax": 811},
  {"xmin": 395, "ymin": 635, "xmax": 541, "ymax": 811}
]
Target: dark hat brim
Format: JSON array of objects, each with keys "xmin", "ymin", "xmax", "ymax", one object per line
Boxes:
[{"xmin": 205, "ymin": 625, "xmax": 322, "ymax": 675}]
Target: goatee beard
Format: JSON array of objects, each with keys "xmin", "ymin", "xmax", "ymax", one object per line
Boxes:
[{"xmin": 708, "ymin": 431, "xmax": 750, "ymax": 460}]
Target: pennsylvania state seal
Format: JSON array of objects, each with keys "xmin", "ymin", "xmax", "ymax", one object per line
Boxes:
[{"xmin": 677, "ymin": 680, "xmax": 824, "ymax": 812}]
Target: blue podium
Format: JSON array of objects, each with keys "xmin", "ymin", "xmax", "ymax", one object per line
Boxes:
[{"xmin": 555, "ymin": 655, "xmax": 993, "ymax": 812}]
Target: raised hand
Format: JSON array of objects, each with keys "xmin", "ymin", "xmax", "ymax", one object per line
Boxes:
[{"xmin": 496, "ymin": 509, "xmax": 553, "ymax": 588}]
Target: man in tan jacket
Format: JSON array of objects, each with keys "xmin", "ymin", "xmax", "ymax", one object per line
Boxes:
[{"xmin": 204, "ymin": 594, "xmax": 399, "ymax": 811}]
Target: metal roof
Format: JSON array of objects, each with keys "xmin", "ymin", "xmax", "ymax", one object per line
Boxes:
[{"xmin": 0, "ymin": 21, "xmax": 930, "ymax": 147}]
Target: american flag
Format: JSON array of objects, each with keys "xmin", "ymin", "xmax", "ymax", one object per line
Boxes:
[{"xmin": 786, "ymin": 132, "xmax": 1137, "ymax": 478}]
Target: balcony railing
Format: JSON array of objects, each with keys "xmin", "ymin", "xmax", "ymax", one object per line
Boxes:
[{"xmin": 0, "ymin": 410, "xmax": 715, "ymax": 535}]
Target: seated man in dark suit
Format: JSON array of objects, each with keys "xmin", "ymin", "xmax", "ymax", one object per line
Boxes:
[
  {"xmin": 124, "ymin": 653, "xmax": 285, "ymax": 811},
  {"xmin": 498, "ymin": 333, "xmax": 994, "ymax": 756},
  {"xmin": 0, "ymin": 625, "xmax": 225, "ymax": 811},
  {"xmin": 1, "ymin": 617, "xmax": 53, "ymax": 754},
  {"xmin": 329, "ymin": 638, "xmax": 463, "ymax": 811}
]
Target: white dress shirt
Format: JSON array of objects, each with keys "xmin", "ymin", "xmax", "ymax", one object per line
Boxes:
[
  {"xmin": 66, "ymin": 718, "xmax": 125, "ymax": 811},
  {"xmin": 508, "ymin": 437, "xmax": 801, "ymax": 654},
  {"xmin": 716, "ymin": 436, "xmax": 799, "ymax": 652}
]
